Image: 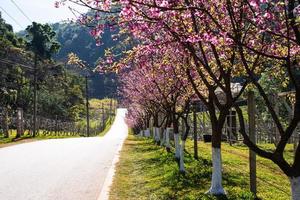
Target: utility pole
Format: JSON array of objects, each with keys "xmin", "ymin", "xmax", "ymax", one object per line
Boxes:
[
  {"xmin": 33, "ymin": 53, "xmax": 37, "ymax": 137},
  {"xmin": 86, "ymin": 75, "xmax": 90, "ymax": 137},
  {"xmin": 102, "ymin": 103, "xmax": 105, "ymax": 131},
  {"xmin": 110, "ymin": 98, "xmax": 113, "ymax": 117}
]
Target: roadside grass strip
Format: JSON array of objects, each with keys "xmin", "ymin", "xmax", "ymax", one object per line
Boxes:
[{"xmin": 110, "ymin": 134, "xmax": 291, "ymax": 200}]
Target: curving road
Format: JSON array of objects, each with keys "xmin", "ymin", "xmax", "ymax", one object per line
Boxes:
[{"xmin": 0, "ymin": 109, "xmax": 128, "ymax": 200}]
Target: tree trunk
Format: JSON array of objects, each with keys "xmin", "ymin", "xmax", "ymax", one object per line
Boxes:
[
  {"xmin": 33, "ymin": 53, "xmax": 37, "ymax": 137},
  {"xmin": 16, "ymin": 108, "xmax": 23, "ymax": 138},
  {"xmin": 153, "ymin": 126, "xmax": 157, "ymax": 140},
  {"xmin": 153, "ymin": 114, "xmax": 159, "ymax": 140},
  {"xmin": 208, "ymin": 147, "xmax": 225, "ymax": 195},
  {"xmin": 173, "ymin": 117, "xmax": 180, "ymax": 159},
  {"xmin": 165, "ymin": 128, "xmax": 171, "ymax": 151},
  {"xmin": 139, "ymin": 130, "xmax": 143, "ymax": 137},
  {"xmin": 179, "ymin": 140, "xmax": 186, "ymax": 173},
  {"xmin": 157, "ymin": 127, "xmax": 161, "ymax": 142},
  {"xmin": 155, "ymin": 127, "xmax": 161, "ymax": 143},
  {"xmin": 174, "ymin": 133, "xmax": 180, "ymax": 159},
  {"xmin": 290, "ymin": 176, "xmax": 300, "ymax": 200},
  {"xmin": 2, "ymin": 108, "xmax": 9, "ymax": 138},
  {"xmin": 145, "ymin": 128, "xmax": 150, "ymax": 137},
  {"xmin": 208, "ymin": 108, "xmax": 226, "ymax": 195},
  {"xmin": 161, "ymin": 129, "xmax": 166, "ymax": 146},
  {"xmin": 193, "ymin": 110, "xmax": 198, "ymax": 159}
]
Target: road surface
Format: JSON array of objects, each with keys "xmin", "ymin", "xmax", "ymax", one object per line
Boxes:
[{"xmin": 0, "ymin": 109, "xmax": 128, "ymax": 200}]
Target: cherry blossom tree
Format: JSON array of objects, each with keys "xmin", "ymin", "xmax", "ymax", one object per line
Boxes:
[
  {"xmin": 118, "ymin": 44, "xmax": 196, "ymax": 172},
  {"xmin": 216, "ymin": 1, "xmax": 300, "ymax": 198}
]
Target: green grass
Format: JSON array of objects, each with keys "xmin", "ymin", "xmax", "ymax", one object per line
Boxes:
[
  {"xmin": 76, "ymin": 98, "xmax": 117, "ymax": 132},
  {"xmin": 0, "ymin": 130, "xmax": 80, "ymax": 142},
  {"xmin": 0, "ymin": 115, "xmax": 116, "ymax": 147},
  {"xmin": 0, "ymin": 130, "xmax": 32, "ymax": 144},
  {"xmin": 99, "ymin": 116, "xmax": 115, "ymax": 137},
  {"xmin": 109, "ymin": 134, "xmax": 291, "ymax": 200},
  {"xmin": 186, "ymin": 142, "xmax": 291, "ymax": 200},
  {"xmin": 89, "ymin": 98, "xmax": 117, "ymax": 109}
]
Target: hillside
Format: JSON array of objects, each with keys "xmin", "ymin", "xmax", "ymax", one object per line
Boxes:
[
  {"xmin": 18, "ymin": 21, "xmax": 118, "ymax": 98},
  {"xmin": 53, "ymin": 22, "xmax": 118, "ymax": 98}
]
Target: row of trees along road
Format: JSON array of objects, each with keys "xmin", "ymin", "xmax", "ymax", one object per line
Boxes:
[
  {"xmin": 58, "ymin": 0, "xmax": 300, "ymax": 199},
  {"xmin": 0, "ymin": 13, "xmax": 86, "ymax": 138}
]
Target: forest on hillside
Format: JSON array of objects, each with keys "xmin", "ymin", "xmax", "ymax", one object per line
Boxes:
[
  {"xmin": 52, "ymin": 21, "xmax": 118, "ymax": 98},
  {"xmin": 0, "ymin": 13, "xmax": 86, "ymax": 121},
  {"xmin": 17, "ymin": 16, "xmax": 118, "ymax": 99}
]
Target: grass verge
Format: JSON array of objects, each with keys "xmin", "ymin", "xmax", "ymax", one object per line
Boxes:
[
  {"xmin": 99, "ymin": 115, "xmax": 115, "ymax": 137},
  {"xmin": 0, "ymin": 115, "xmax": 116, "ymax": 148},
  {"xmin": 109, "ymin": 134, "xmax": 290, "ymax": 200}
]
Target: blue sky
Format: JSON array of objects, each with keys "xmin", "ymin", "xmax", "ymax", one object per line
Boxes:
[{"xmin": 0, "ymin": 0, "xmax": 88, "ymax": 32}]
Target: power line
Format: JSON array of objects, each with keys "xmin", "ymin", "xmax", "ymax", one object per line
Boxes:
[
  {"xmin": 10, "ymin": 0, "xmax": 32, "ymax": 23},
  {"xmin": 0, "ymin": 5, "xmax": 24, "ymax": 29},
  {"xmin": 0, "ymin": 58, "xmax": 34, "ymax": 71}
]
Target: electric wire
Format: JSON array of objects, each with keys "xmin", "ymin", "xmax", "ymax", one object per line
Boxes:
[
  {"xmin": 0, "ymin": 5, "xmax": 24, "ymax": 29},
  {"xmin": 0, "ymin": 58, "xmax": 34, "ymax": 71},
  {"xmin": 9, "ymin": 0, "xmax": 32, "ymax": 23}
]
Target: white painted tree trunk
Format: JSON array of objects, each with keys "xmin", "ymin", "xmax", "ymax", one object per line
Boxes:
[
  {"xmin": 290, "ymin": 176, "xmax": 300, "ymax": 200},
  {"xmin": 155, "ymin": 127, "xmax": 161, "ymax": 143},
  {"xmin": 165, "ymin": 128, "xmax": 171, "ymax": 149},
  {"xmin": 179, "ymin": 140, "xmax": 186, "ymax": 173},
  {"xmin": 161, "ymin": 129, "xmax": 166, "ymax": 146},
  {"xmin": 152, "ymin": 127, "xmax": 156, "ymax": 140},
  {"xmin": 160, "ymin": 128, "xmax": 163, "ymax": 143},
  {"xmin": 208, "ymin": 147, "xmax": 225, "ymax": 195},
  {"xmin": 145, "ymin": 128, "xmax": 150, "ymax": 137},
  {"xmin": 139, "ymin": 130, "xmax": 143, "ymax": 137},
  {"xmin": 174, "ymin": 133, "xmax": 180, "ymax": 159}
]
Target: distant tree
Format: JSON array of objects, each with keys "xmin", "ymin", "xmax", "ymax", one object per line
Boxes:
[
  {"xmin": 0, "ymin": 13, "xmax": 26, "ymax": 138},
  {"xmin": 25, "ymin": 22, "xmax": 60, "ymax": 137},
  {"xmin": 26, "ymin": 22, "xmax": 60, "ymax": 59}
]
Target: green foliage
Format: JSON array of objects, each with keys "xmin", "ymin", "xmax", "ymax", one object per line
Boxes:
[
  {"xmin": 0, "ymin": 14, "xmax": 29, "ymax": 109},
  {"xmin": 0, "ymin": 14, "xmax": 85, "ymax": 121},
  {"xmin": 25, "ymin": 22, "xmax": 60, "ymax": 59},
  {"xmin": 0, "ymin": 13, "xmax": 24, "ymax": 48},
  {"xmin": 253, "ymin": 71, "xmax": 291, "ymax": 126},
  {"xmin": 0, "ymin": 67, "xmax": 31, "ymax": 110},
  {"xmin": 37, "ymin": 69, "xmax": 85, "ymax": 120}
]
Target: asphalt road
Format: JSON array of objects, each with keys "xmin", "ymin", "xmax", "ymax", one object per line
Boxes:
[{"xmin": 0, "ymin": 109, "xmax": 128, "ymax": 200}]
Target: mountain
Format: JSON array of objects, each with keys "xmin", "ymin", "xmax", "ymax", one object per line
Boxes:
[
  {"xmin": 52, "ymin": 22, "xmax": 118, "ymax": 98},
  {"xmin": 18, "ymin": 21, "xmax": 118, "ymax": 99}
]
